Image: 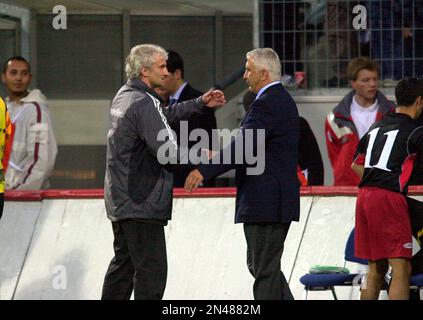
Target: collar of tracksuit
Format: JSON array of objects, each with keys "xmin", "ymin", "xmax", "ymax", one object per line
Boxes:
[
  {"xmin": 333, "ymin": 90, "xmax": 394, "ymax": 122},
  {"xmin": 127, "ymin": 78, "xmax": 163, "ymax": 102}
]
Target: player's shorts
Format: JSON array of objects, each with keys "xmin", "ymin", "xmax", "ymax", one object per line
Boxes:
[{"xmin": 355, "ymin": 186, "xmax": 412, "ymax": 261}]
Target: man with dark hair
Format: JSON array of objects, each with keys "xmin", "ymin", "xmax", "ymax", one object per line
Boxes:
[
  {"xmin": 1, "ymin": 56, "xmax": 57, "ymax": 189},
  {"xmin": 351, "ymin": 77, "xmax": 423, "ymax": 300},
  {"xmin": 163, "ymin": 50, "xmax": 218, "ymax": 187},
  {"xmin": 325, "ymin": 57, "xmax": 395, "ymax": 186}
]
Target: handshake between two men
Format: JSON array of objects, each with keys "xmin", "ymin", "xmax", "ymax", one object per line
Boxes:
[{"xmin": 184, "ymin": 88, "xmax": 224, "ymax": 192}]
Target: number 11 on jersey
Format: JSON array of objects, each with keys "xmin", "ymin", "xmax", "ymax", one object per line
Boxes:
[{"xmin": 364, "ymin": 128, "xmax": 399, "ymax": 172}]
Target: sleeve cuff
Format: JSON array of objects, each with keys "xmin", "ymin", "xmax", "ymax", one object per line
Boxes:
[
  {"xmin": 195, "ymin": 96, "xmax": 208, "ymax": 110},
  {"xmin": 198, "ymin": 165, "xmax": 212, "ymax": 182}
]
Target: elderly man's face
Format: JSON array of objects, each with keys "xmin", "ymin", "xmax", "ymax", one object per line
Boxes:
[
  {"xmin": 243, "ymin": 58, "xmax": 263, "ymax": 94},
  {"xmin": 146, "ymin": 53, "xmax": 169, "ymax": 89},
  {"xmin": 2, "ymin": 60, "xmax": 32, "ymax": 96}
]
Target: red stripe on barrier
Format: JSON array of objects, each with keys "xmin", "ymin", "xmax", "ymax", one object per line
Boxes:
[
  {"xmin": 5, "ymin": 186, "xmax": 423, "ymax": 201},
  {"xmin": 300, "ymin": 186, "xmax": 359, "ymax": 196},
  {"xmin": 5, "ymin": 190, "xmax": 43, "ymax": 201},
  {"xmin": 173, "ymin": 187, "xmax": 237, "ymax": 198}
]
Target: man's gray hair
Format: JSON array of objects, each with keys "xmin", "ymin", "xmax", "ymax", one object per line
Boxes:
[
  {"xmin": 125, "ymin": 44, "xmax": 168, "ymax": 79},
  {"xmin": 246, "ymin": 48, "xmax": 281, "ymax": 81}
]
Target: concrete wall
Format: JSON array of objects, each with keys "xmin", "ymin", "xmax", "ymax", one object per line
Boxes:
[{"xmin": 2, "ymin": 192, "xmax": 417, "ymax": 300}]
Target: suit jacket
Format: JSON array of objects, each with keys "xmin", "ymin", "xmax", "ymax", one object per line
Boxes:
[
  {"xmin": 198, "ymin": 83, "xmax": 300, "ymax": 224},
  {"xmin": 172, "ymin": 83, "xmax": 217, "ymax": 187},
  {"xmin": 178, "ymin": 83, "xmax": 203, "ymax": 103}
]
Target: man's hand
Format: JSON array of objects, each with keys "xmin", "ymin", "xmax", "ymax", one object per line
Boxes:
[
  {"xmin": 184, "ymin": 169, "xmax": 204, "ymax": 192},
  {"xmin": 202, "ymin": 90, "xmax": 226, "ymax": 108},
  {"xmin": 201, "ymin": 148, "xmax": 217, "ymax": 160}
]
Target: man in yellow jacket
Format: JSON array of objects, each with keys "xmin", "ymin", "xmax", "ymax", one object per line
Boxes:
[{"xmin": 0, "ymin": 97, "xmax": 12, "ymax": 219}]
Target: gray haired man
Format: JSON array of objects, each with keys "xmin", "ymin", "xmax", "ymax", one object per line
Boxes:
[
  {"xmin": 101, "ymin": 44, "xmax": 225, "ymax": 300},
  {"xmin": 185, "ymin": 48, "xmax": 300, "ymax": 300}
]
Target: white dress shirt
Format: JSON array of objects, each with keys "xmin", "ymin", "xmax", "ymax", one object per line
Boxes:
[{"xmin": 351, "ymin": 96, "xmax": 379, "ymax": 139}]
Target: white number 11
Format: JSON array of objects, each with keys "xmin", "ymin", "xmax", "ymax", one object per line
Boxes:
[{"xmin": 364, "ymin": 128, "xmax": 399, "ymax": 172}]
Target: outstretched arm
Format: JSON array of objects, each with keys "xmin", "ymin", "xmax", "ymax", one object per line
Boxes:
[{"xmin": 163, "ymin": 90, "xmax": 226, "ymax": 126}]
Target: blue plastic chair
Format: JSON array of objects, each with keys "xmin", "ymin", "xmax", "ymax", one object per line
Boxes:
[
  {"xmin": 410, "ymin": 256, "xmax": 423, "ymax": 299},
  {"xmin": 300, "ymin": 229, "xmax": 367, "ymax": 300},
  {"xmin": 411, "ymin": 274, "xmax": 423, "ymax": 287},
  {"xmin": 405, "ymin": 196, "xmax": 423, "ymax": 299}
]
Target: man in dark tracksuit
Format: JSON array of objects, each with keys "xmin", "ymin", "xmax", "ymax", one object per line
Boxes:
[
  {"xmin": 101, "ymin": 44, "xmax": 225, "ymax": 300},
  {"xmin": 185, "ymin": 48, "xmax": 300, "ymax": 300}
]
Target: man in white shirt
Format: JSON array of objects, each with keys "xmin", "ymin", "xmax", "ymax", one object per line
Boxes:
[{"xmin": 350, "ymin": 93, "xmax": 379, "ymax": 140}]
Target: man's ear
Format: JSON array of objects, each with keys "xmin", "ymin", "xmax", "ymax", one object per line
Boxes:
[
  {"xmin": 140, "ymin": 67, "xmax": 149, "ymax": 78},
  {"xmin": 1, "ymin": 73, "xmax": 5, "ymax": 84},
  {"xmin": 261, "ymin": 69, "xmax": 269, "ymax": 82},
  {"xmin": 174, "ymin": 69, "xmax": 182, "ymax": 81}
]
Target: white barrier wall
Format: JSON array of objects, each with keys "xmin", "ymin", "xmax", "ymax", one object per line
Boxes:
[{"xmin": 1, "ymin": 194, "xmax": 418, "ymax": 300}]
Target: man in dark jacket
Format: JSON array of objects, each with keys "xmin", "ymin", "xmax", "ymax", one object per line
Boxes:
[
  {"xmin": 243, "ymin": 90, "xmax": 324, "ymax": 186},
  {"xmin": 185, "ymin": 48, "xmax": 300, "ymax": 300},
  {"xmin": 101, "ymin": 44, "xmax": 225, "ymax": 300},
  {"xmin": 163, "ymin": 50, "xmax": 218, "ymax": 187}
]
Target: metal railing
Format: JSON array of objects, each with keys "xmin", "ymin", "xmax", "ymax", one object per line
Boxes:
[{"xmin": 260, "ymin": 0, "xmax": 423, "ymax": 90}]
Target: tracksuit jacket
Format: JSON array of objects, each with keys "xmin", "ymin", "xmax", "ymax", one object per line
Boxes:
[
  {"xmin": 104, "ymin": 78, "xmax": 209, "ymax": 222},
  {"xmin": 5, "ymin": 90, "xmax": 57, "ymax": 190}
]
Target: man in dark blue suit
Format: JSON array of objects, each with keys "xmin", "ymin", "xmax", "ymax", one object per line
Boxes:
[{"xmin": 185, "ymin": 48, "xmax": 300, "ymax": 300}]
